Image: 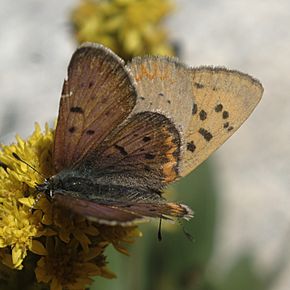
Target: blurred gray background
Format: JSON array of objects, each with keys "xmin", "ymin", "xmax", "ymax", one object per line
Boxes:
[{"xmin": 0, "ymin": 0, "xmax": 289, "ymax": 289}]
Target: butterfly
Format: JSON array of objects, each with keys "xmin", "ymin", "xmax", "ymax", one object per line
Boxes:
[{"xmin": 36, "ymin": 42, "xmax": 263, "ymax": 226}]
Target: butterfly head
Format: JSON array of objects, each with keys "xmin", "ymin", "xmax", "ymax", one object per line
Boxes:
[{"xmin": 35, "ymin": 177, "xmax": 58, "ymax": 199}]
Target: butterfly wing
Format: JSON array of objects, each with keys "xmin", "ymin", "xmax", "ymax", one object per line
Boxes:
[
  {"xmin": 53, "ymin": 43, "xmax": 137, "ymax": 172},
  {"xmin": 52, "ymin": 44, "xmax": 193, "ymax": 223},
  {"xmin": 51, "ymin": 45, "xmax": 262, "ymax": 225},
  {"xmin": 53, "ymin": 110, "xmax": 193, "ymax": 222},
  {"xmin": 128, "ymin": 58, "xmax": 263, "ymax": 178},
  {"xmin": 54, "ymin": 194, "xmax": 192, "ymax": 226},
  {"xmin": 54, "ymin": 194, "xmax": 146, "ymax": 225},
  {"xmin": 180, "ymin": 67, "xmax": 263, "ymax": 176},
  {"xmin": 80, "ymin": 111, "xmax": 181, "ymax": 186},
  {"xmin": 127, "ymin": 56, "xmax": 194, "ymax": 134}
]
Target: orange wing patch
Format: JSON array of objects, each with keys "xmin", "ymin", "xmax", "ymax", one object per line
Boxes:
[
  {"xmin": 162, "ymin": 132, "xmax": 179, "ymax": 183},
  {"xmin": 134, "ymin": 62, "xmax": 172, "ymax": 82}
]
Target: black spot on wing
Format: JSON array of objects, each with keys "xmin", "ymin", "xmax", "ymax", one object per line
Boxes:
[
  {"xmin": 227, "ymin": 126, "xmax": 234, "ymax": 132},
  {"xmin": 70, "ymin": 106, "xmax": 84, "ymax": 113},
  {"xmin": 86, "ymin": 130, "xmax": 95, "ymax": 135},
  {"xmin": 158, "ymin": 92, "xmax": 164, "ymax": 96},
  {"xmin": 88, "ymin": 81, "xmax": 94, "ymax": 88},
  {"xmin": 199, "ymin": 128, "xmax": 213, "ymax": 142},
  {"xmin": 144, "ymin": 153, "xmax": 155, "ymax": 160},
  {"xmin": 69, "ymin": 126, "xmax": 76, "ymax": 133},
  {"xmin": 144, "ymin": 165, "xmax": 151, "ymax": 172},
  {"xmin": 223, "ymin": 111, "xmax": 229, "ymax": 119},
  {"xmin": 199, "ymin": 110, "xmax": 207, "ymax": 121},
  {"xmin": 223, "ymin": 122, "xmax": 229, "ymax": 128},
  {"xmin": 215, "ymin": 104, "xmax": 223, "ymax": 112},
  {"xmin": 194, "ymin": 82, "xmax": 204, "ymax": 89},
  {"xmin": 192, "ymin": 104, "xmax": 198, "ymax": 115},
  {"xmin": 114, "ymin": 145, "xmax": 128, "ymax": 156},
  {"xmin": 142, "ymin": 136, "xmax": 151, "ymax": 142},
  {"xmin": 186, "ymin": 141, "xmax": 196, "ymax": 153}
]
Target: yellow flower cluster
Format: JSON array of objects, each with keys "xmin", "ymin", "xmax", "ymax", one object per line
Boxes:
[
  {"xmin": 0, "ymin": 124, "xmax": 141, "ymax": 290},
  {"xmin": 71, "ymin": 0, "xmax": 175, "ymax": 60}
]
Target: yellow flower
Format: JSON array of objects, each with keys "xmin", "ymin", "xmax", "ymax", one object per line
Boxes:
[
  {"xmin": 51, "ymin": 206, "xmax": 100, "ymax": 252},
  {"xmin": 98, "ymin": 225, "xmax": 142, "ymax": 255},
  {"xmin": 0, "ymin": 123, "xmax": 53, "ymax": 269},
  {"xmin": 71, "ymin": 0, "xmax": 175, "ymax": 60},
  {"xmin": 0, "ymin": 124, "xmax": 141, "ymax": 290},
  {"xmin": 35, "ymin": 237, "xmax": 114, "ymax": 290}
]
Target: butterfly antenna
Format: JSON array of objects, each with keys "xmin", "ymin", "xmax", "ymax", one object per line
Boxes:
[
  {"xmin": 177, "ymin": 218, "xmax": 193, "ymax": 242},
  {"xmin": 12, "ymin": 152, "xmax": 46, "ymax": 179},
  {"xmin": 158, "ymin": 218, "xmax": 163, "ymax": 241}
]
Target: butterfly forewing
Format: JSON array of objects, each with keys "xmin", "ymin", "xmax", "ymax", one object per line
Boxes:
[
  {"xmin": 127, "ymin": 56, "xmax": 194, "ymax": 134},
  {"xmin": 180, "ymin": 67, "xmax": 263, "ymax": 176},
  {"xmin": 127, "ymin": 58, "xmax": 263, "ymax": 180},
  {"xmin": 53, "ymin": 43, "xmax": 137, "ymax": 171}
]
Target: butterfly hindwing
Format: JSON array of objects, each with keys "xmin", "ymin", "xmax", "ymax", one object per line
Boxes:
[
  {"xmin": 81, "ymin": 111, "xmax": 181, "ymax": 186},
  {"xmin": 53, "ymin": 43, "xmax": 137, "ymax": 172},
  {"xmin": 179, "ymin": 67, "xmax": 263, "ymax": 176},
  {"xmin": 54, "ymin": 194, "xmax": 192, "ymax": 226}
]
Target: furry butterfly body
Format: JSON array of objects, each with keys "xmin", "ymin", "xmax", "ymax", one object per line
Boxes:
[{"xmin": 38, "ymin": 43, "xmax": 263, "ymax": 225}]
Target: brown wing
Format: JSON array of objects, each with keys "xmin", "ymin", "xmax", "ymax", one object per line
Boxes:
[
  {"xmin": 81, "ymin": 111, "xmax": 181, "ymax": 187},
  {"xmin": 52, "ymin": 111, "xmax": 190, "ymax": 224},
  {"xmin": 53, "ymin": 43, "xmax": 137, "ymax": 172},
  {"xmin": 54, "ymin": 194, "xmax": 193, "ymax": 226},
  {"xmin": 180, "ymin": 67, "xmax": 263, "ymax": 176}
]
